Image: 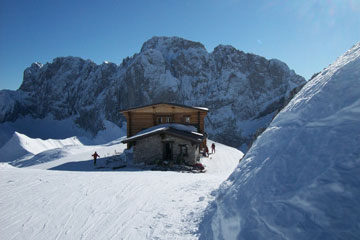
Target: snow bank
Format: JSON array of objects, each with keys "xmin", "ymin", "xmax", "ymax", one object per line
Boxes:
[{"xmin": 199, "ymin": 42, "xmax": 360, "ymax": 239}]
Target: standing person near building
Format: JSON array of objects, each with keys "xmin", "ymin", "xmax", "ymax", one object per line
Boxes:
[
  {"xmin": 92, "ymin": 151, "xmax": 100, "ymax": 165},
  {"xmin": 211, "ymin": 143, "xmax": 216, "ymax": 154},
  {"xmin": 203, "ymin": 146, "xmax": 209, "ymax": 157}
]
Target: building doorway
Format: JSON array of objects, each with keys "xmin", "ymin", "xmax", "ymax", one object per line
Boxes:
[{"xmin": 163, "ymin": 142, "xmax": 173, "ymax": 160}]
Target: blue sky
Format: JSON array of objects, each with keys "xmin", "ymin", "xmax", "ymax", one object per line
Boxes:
[{"xmin": 0, "ymin": 0, "xmax": 359, "ymax": 90}]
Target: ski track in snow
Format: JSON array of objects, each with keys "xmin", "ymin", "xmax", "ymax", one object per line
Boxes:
[{"xmin": 0, "ymin": 140, "xmax": 243, "ymax": 240}]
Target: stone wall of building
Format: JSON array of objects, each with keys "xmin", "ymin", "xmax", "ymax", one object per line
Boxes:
[
  {"xmin": 133, "ymin": 135, "xmax": 163, "ymax": 164},
  {"xmin": 133, "ymin": 133, "xmax": 200, "ymax": 165},
  {"xmin": 163, "ymin": 135, "xmax": 200, "ymax": 165}
]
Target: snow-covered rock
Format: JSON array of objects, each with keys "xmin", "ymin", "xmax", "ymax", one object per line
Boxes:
[
  {"xmin": 0, "ymin": 36, "xmax": 305, "ymax": 150},
  {"xmin": 199, "ymin": 42, "xmax": 360, "ymax": 239}
]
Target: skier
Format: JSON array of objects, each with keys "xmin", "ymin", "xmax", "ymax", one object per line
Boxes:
[
  {"xmin": 205, "ymin": 145, "xmax": 209, "ymax": 157},
  {"xmin": 92, "ymin": 151, "xmax": 100, "ymax": 165},
  {"xmin": 211, "ymin": 143, "xmax": 216, "ymax": 154}
]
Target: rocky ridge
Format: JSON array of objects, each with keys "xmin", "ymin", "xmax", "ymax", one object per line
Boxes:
[{"xmin": 0, "ymin": 36, "xmax": 306, "ymax": 150}]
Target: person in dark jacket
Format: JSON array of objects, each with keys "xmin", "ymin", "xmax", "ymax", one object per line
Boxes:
[
  {"xmin": 211, "ymin": 143, "xmax": 216, "ymax": 154},
  {"xmin": 205, "ymin": 146, "xmax": 209, "ymax": 157},
  {"xmin": 92, "ymin": 151, "xmax": 100, "ymax": 165}
]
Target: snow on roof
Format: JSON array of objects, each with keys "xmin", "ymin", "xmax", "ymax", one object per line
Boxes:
[
  {"xmin": 193, "ymin": 107, "xmax": 209, "ymax": 111},
  {"xmin": 119, "ymin": 102, "xmax": 209, "ymax": 113},
  {"xmin": 122, "ymin": 124, "xmax": 203, "ymax": 143}
]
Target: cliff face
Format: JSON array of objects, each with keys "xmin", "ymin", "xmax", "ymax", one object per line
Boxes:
[{"xmin": 0, "ymin": 36, "xmax": 305, "ymax": 150}]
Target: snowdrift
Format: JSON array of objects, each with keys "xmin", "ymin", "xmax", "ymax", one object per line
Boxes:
[{"xmin": 200, "ymin": 43, "xmax": 360, "ymax": 239}]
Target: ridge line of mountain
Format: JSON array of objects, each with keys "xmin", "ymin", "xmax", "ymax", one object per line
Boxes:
[{"xmin": 0, "ymin": 36, "xmax": 306, "ymax": 151}]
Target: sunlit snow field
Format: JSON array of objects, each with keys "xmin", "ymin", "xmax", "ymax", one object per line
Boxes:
[{"xmin": 0, "ymin": 133, "xmax": 243, "ymax": 240}]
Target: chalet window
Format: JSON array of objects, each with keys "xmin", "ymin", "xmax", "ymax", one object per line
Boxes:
[
  {"xmin": 157, "ymin": 116, "xmax": 173, "ymax": 124},
  {"xmin": 179, "ymin": 144, "xmax": 188, "ymax": 156},
  {"xmin": 182, "ymin": 115, "xmax": 191, "ymax": 124}
]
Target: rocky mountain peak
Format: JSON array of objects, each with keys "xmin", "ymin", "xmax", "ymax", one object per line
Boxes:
[
  {"xmin": 1, "ymin": 36, "xmax": 306, "ymax": 151},
  {"xmin": 20, "ymin": 56, "xmax": 97, "ymax": 93},
  {"xmin": 213, "ymin": 44, "xmax": 240, "ymax": 54},
  {"xmin": 140, "ymin": 36, "xmax": 206, "ymax": 54}
]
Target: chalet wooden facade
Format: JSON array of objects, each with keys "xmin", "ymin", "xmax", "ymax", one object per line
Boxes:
[{"xmin": 120, "ymin": 103, "xmax": 209, "ymax": 165}]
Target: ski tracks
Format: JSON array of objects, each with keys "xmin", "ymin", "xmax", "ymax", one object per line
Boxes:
[{"xmin": 0, "ymin": 142, "xmax": 242, "ymax": 240}]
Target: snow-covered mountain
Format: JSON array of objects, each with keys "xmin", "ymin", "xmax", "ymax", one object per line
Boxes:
[
  {"xmin": 0, "ymin": 36, "xmax": 305, "ymax": 150},
  {"xmin": 199, "ymin": 42, "xmax": 360, "ymax": 239}
]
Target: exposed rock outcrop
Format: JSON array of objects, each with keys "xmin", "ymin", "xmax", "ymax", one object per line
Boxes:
[{"xmin": 0, "ymin": 36, "xmax": 306, "ymax": 150}]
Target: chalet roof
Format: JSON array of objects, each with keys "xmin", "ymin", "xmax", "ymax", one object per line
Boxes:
[
  {"xmin": 119, "ymin": 102, "xmax": 209, "ymax": 113},
  {"xmin": 121, "ymin": 124, "xmax": 204, "ymax": 144}
]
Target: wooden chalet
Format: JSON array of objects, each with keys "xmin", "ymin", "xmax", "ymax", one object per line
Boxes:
[{"xmin": 120, "ymin": 102, "xmax": 209, "ymax": 165}]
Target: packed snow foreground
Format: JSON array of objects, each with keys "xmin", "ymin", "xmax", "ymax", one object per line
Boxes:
[
  {"xmin": 199, "ymin": 43, "xmax": 360, "ymax": 239},
  {"xmin": 0, "ymin": 129, "xmax": 243, "ymax": 240}
]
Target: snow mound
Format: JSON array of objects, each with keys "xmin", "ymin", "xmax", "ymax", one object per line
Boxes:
[
  {"xmin": 0, "ymin": 132, "xmax": 83, "ymax": 162},
  {"xmin": 200, "ymin": 42, "xmax": 360, "ymax": 239}
]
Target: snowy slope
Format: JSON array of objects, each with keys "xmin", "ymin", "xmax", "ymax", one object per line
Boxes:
[
  {"xmin": 0, "ymin": 138, "xmax": 243, "ymax": 240},
  {"xmin": 0, "ymin": 115, "xmax": 126, "ymax": 150},
  {"xmin": 20, "ymin": 137, "xmax": 127, "ymax": 170},
  {"xmin": 0, "ymin": 116, "xmax": 126, "ymax": 165},
  {"xmin": 0, "ymin": 131, "xmax": 82, "ymax": 163},
  {"xmin": 199, "ymin": 42, "xmax": 360, "ymax": 239}
]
